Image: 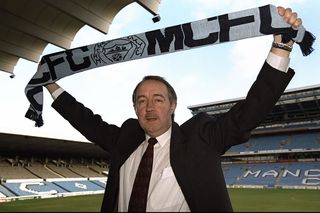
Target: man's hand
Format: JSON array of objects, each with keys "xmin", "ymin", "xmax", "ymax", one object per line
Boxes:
[{"xmin": 272, "ymin": 6, "xmax": 302, "ymax": 57}]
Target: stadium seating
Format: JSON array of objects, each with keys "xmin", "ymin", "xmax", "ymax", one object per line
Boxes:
[
  {"xmin": 0, "ymin": 156, "xmax": 109, "ymax": 200},
  {"xmin": 286, "ymin": 132, "xmax": 320, "ymax": 150},
  {"xmin": 1, "ymin": 161, "xmax": 319, "ymax": 200},
  {"xmin": 223, "ymin": 164, "xmax": 244, "ymax": 185},
  {"xmin": 2, "ymin": 182, "xmax": 54, "ymax": 196},
  {"xmin": 90, "ymin": 180, "xmax": 106, "ymax": 188},
  {"xmin": 0, "ymin": 130, "xmax": 319, "ymax": 201},
  {"xmin": 0, "ymin": 184, "xmax": 16, "ymax": 197},
  {"xmin": 53, "ymin": 180, "xmax": 105, "ymax": 193},
  {"xmin": 227, "ymin": 131, "xmax": 320, "ymax": 153},
  {"xmin": 0, "ymin": 179, "xmax": 106, "ymax": 198},
  {"xmin": 67, "ymin": 165, "xmax": 106, "ymax": 178},
  {"xmin": 223, "ymin": 161, "xmax": 320, "ymax": 188},
  {"xmin": 0, "ymin": 165, "xmax": 39, "ymax": 179},
  {"xmin": 25, "ymin": 161, "xmax": 62, "ymax": 178}
]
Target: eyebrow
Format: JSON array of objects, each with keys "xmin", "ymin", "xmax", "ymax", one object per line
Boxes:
[
  {"xmin": 137, "ymin": 94, "xmax": 166, "ymax": 100},
  {"xmin": 154, "ymin": 94, "xmax": 165, "ymax": 99}
]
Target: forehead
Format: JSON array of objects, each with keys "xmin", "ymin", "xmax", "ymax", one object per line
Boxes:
[{"xmin": 136, "ymin": 80, "xmax": 168, "ymax": 96}]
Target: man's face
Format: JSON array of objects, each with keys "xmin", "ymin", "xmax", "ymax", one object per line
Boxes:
[{"xmin": 134, "ymin": 80, "xmax": 176, "ymax": 138}]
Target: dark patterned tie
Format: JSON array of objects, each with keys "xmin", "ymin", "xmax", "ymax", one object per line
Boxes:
[{"xmin": 128, "ymin": 137, "xmax": 158, "ymax": 212}]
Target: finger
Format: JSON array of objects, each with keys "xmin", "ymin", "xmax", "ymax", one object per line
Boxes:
[
  {"xmin": 277, "ymin": 6, "xmax": 285, "ymax": 16},
  {"xmin": 293, "ymin": 18, "xmax": 302, "ymax": 29},
  {"xmin": 284, "ymin": 8, "xmax": 293, "ymax": 21},
  {"xmin": 289, "ymin": 12, "xmax": 298, "ymax": 25}
]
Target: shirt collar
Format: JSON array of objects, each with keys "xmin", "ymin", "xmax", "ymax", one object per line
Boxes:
[{"xmin": 146, "ymin": 126, "xmax": 172, "ymax": 148}]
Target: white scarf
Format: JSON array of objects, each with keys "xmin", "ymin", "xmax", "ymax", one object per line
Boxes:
[{"xmin": 25, "ymin": 4, "xmax": 315, "ymax": 127}]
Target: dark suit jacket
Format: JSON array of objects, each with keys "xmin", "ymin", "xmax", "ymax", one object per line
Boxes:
[{"xmin": 52, "ymin": 62, "xmax": 294, "ymax": 212}]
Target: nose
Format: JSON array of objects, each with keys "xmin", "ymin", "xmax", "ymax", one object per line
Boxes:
[{"xmin": 146, "ymin": 100, "xmax": 155, "ymax": 111}]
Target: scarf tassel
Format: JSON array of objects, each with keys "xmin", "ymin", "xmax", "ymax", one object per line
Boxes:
[
  {"xmin": 25, "ymin": 109, "xmax": 44, "ymax": 127},
  {"xmin": 298, "ymin": 30, "xmax": 316, "ymax": 56}
]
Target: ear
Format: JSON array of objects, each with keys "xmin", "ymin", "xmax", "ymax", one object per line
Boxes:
[
  {"xmin": 170, "ymin": 102, "xmax": 177, "ymax": 114},
  {"xmin": 133, "ymin": 104, "xmax": 138, "ymax": 116}
]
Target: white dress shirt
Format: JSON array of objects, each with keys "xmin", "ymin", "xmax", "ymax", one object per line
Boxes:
[
  {"xmin": 50, "ymin": 52, "xmax": 290, "ymax": 211},
  {"xmin": 118, "ymin": 127, "xmax": 190, "ymax": 212},
  {"xmin": 266, "ymin": 51, "xmax": 290, "ymax": 73}
]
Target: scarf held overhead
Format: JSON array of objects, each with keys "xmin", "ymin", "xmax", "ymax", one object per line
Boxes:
[{"xmin": 25, "ymin": 4, "xmax": 315, "ymax": 127}]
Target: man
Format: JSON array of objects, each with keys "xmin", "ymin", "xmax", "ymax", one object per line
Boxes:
[{"xmin": 45, "ymin": 6, "xmax": 301, "ymax": 212}]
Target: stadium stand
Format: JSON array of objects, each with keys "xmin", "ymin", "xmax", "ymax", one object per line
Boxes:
[
  {"xmin": 0, "ymin": 158, "xmax": 39, "ymax": 179},
  {"xmin": 223, "ymin": 161, "xmax": 320, "ymax": 188},
  {"xmin": 0, "ymin": 134, "xmax": 110, "ymax": 201},
  {"xmin": 53, "ymin": 180, "xmax": 105, "ymax": 193},
  {"xmin": 189, "ymin": 84, "xmax": 320, "ymax": 190},
  {"xmin": 46, "ymin": 163, "xmax": 83, "ymax": 178},
  {"xmin": 228, "ymin": 131, "xmax": 320, "ymax": 153},
  {"xmin": 25, "ymin": 161, "xmax": 62, "ymax": 179},
  {"xmin": 0, "ymin": 184, "xmax": 16, "ymax": 198}
]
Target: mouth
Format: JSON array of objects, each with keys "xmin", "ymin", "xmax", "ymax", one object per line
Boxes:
[{"xmin": 145, "ymin": 116, "xmax": 158, "ymax": 122}]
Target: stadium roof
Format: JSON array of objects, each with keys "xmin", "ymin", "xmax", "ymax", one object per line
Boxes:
[
  {"xmin": 188, "ymin": 84, "xmax": 320, "ymax": 130},
  {"xmin": 0, "ymin": 132, "xmax": 109, "ymax": 159},
  {"xmin": 0, "ymin": 0, "xmax": 160, "ymax": 76}
]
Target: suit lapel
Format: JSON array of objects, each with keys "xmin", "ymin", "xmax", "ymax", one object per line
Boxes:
[
  {"xmin": 170, "ymin": 122, "xmax": 198, "ymax": 209},
  {"xmin": 170, "ymin": 122, "xmax": 187, "ymax": 182},
  {"xmin": 116, "ymin": 119, "xmax": 146, "ymax": 165}
]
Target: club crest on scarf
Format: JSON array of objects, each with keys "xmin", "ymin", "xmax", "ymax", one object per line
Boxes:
[{"xmin": 91, "ymin": 36, "xmax": 146, "ymax": 65}]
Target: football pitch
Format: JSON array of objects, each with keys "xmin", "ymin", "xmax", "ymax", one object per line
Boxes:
[{"xmin": 0, "ymin": 188, "xmax": 319, "ymax": 212}]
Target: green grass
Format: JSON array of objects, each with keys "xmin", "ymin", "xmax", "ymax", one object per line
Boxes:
[
  {"xmin": 0, "ymin": 189, "xmax": 319, "ymax": 212},
  {"xmin": 228, "ymin": 188, "xmax": 320, "ymax": 212},
  {"xmin": 0, "ymin": 194, "xmax": 103, "ymax": 212}
]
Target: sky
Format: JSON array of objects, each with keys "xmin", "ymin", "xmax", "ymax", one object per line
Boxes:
[{"xmin": 0, "ymin": 0, "xmax": 319, "ymax": 143}]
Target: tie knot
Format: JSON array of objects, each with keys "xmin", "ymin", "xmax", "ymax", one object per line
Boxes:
[{"xmin": 148, "ymin": 137, "xmax": 157, "ymax": 145}]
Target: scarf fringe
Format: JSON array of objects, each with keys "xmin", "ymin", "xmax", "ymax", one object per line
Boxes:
[
  {"xmin": 25, "ymin": 109, "xmax": 44, "ymax": 127},
  {"xmin": 298, "ymin": 30, "xmax": 316, "ymax": 56}
]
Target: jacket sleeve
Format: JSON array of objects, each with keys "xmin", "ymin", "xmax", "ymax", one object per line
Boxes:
[
  {"xmin": 51, "ymin": 91, "xmax": 121, "ymax": 152},
  {"xmin": 201, "ymin": 61, "xmax": 295, "ymax": 155}
]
